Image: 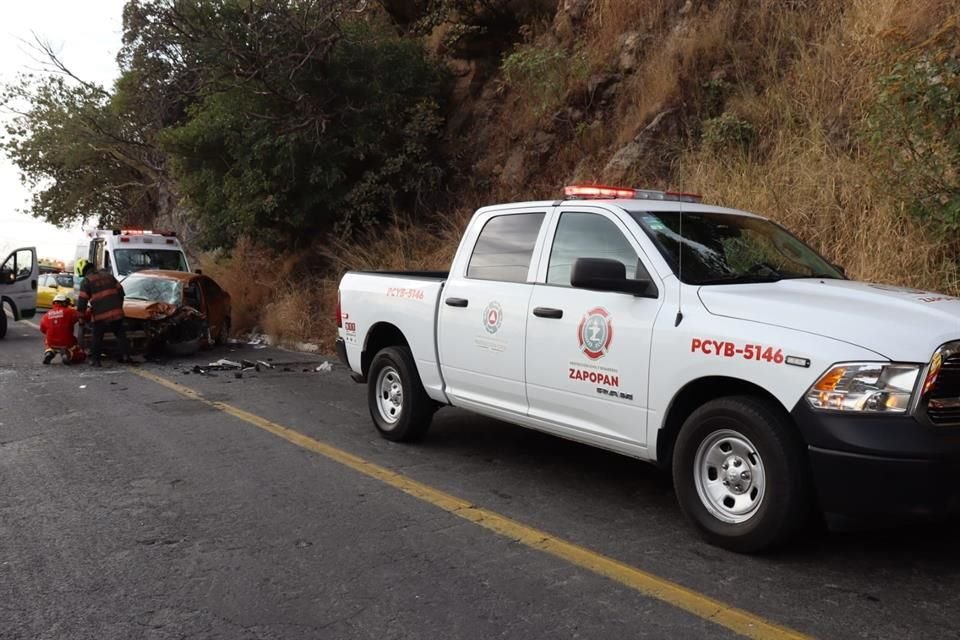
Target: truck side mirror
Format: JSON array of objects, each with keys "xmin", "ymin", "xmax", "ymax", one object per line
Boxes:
[{"xmin": 570, "ymin": 258, "xmax": 656, "ymax": 297}]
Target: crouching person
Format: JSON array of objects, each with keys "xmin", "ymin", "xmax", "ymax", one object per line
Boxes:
[{"xmin": 39, "ymin": 294, "xmax": 87, "ymax": 364}]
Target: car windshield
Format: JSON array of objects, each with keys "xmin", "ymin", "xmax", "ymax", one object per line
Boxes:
[
  {"xmin": 122, "ymin": 275, "xmax": 182, "ymax": 305},
  {"xmin": 114, "ymin": 249, "xmax": 187, "ymax": 276},
  {"xmin": 54, "ymin": 274, "xmax": 73, "ymax": 288},
  {"xmin": 629, "ymin": 210, "xmax": 844, "ymax": 285}
]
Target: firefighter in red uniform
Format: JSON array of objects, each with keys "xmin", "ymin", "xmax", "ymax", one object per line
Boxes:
[{"xmin": 39, "ymin": 294, "xmax": 87, "ymax": 364}]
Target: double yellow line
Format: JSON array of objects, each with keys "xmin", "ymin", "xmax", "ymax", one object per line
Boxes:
[{"xmin": 131, "ymin": 367, "xmax": 812, "ymax": 640}]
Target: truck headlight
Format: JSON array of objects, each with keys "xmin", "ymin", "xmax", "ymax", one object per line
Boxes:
[{"xmin": 806, "ymin": 363, "xmax": 921, "ymax": 413}]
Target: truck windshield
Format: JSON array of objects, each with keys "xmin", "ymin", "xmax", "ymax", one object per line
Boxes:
[
  {"xmin": 114, "ymin": 249, "xmax": 187, "ymax": 276},
  {"xmin": 629, "ymin": 210, "xmax": 843, "ymax": 285},
  {"xmin": 122, "ymin": 275, "xmax": 182, "ymax": 305}
]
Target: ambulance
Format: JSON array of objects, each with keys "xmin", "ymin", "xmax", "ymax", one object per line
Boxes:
[{"xmin": 76, "ymin": 229, "xmax": 191, "ymax": 281}]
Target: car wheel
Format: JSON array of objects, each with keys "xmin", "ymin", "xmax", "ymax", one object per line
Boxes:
[
  {"xmin": 200, "ymin": 320, "xmax": 213, "ymax": 350},
  {"xmin": 672, "ymin": 396, "xmax": 810, "ymax": 553},
  {"xmin": 0, "ymin": 305, "xmax": 6, "ymax": 339},
  {"xmin": 367, "ymin": 346, "xmax": 434, "ymax": 442},
  {"xmin": 215, "ymin": 318, "xmax": 230, "ymax": 346}
]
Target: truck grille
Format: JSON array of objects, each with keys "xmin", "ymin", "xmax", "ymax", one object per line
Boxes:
[{"xmin": 927, "ymin": 350, "xmax": 960, "ymax": 425}]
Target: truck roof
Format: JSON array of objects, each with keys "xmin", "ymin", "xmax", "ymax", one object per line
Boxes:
[{"xmin": 476, "ymin": 199, "xmax": 765, "ymax": 219}]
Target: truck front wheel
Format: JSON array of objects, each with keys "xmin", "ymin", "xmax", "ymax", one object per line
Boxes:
[
  {"xmin": 367, "ymin": 346, "xmax": 434, "ymax": 442},
  {"xmin": 672, "ymin": 396, "xmax": 810, "ymax": 553}
]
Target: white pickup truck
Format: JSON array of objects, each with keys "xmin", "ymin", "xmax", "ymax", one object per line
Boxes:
[{"xmin": 337, "ymin": 185, "xmax": 960, "ymax": 552}]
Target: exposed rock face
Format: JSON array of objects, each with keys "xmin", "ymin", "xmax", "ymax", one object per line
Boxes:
[
  {"xmin": 616, "ymin": 31, "xmax": 645, "ymax": 72},
  {"xmin": 603, "ymin": 108, "xmax": 681, "ymax": 182},
  {"xmin": 499, "ymin": 148, "xmax": 528, "ymax": 186}
]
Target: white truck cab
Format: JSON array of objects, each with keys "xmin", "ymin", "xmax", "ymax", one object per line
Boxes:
[
  {"xmin": 337, "ymin": 185, "xmax": 960, "ymax": 551},
  {"xmin": 79, "ymin": 229, "xmax": 190, "ymax": 280},
  {"xmin": 0, "ymin": 246, "xmax": 39, "ymax": 339}
]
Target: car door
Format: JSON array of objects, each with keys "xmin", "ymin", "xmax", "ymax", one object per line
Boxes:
[
  {"xmin": 198, "ymin": 277, "xmax": 226, "ymax": 334},
  {"xmin": 437, "ymin": 208, "xmax": 550, "ymax": 415},
  {"xmin": 0, "ymin": 247, "xmax": 39, "ymax": 319},
  {"xmin": 525, "ymin": 208, "xmax": 663, "ymax": 449},
  {"xmin": 36, "ymin": 274, "xmax": 55, "ymax": 308}
]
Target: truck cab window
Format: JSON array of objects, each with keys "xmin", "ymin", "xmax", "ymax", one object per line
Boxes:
[
  {"xmin": 547, "ymin": 212, "xmax": 647, "ymax": 285},
  {"xmin": 467, "ymin": 213, "xmax": 545, "ymax": 283}
]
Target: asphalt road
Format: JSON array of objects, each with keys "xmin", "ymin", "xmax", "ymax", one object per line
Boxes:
[{"xmin": 3, "ymin": 315, "xmax": 960, "ymax": 640}]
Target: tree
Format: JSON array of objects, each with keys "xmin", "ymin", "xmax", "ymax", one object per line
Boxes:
[
  {"xmin": 3, "ymin": 0, "xmax": 450, "ymax": 248},
  {"xmin": 1, "ymin": 41, "xmax": 165, "ymax": 228}
]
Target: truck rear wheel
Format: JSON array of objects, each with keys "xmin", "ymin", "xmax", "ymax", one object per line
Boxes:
[
  {"xmin": 367, "ymin": 346, "xmax": 434, "ymax": 442},
  {"xmin": 672, "ymin": 396, "xmax": 810, "ymax": 553}
]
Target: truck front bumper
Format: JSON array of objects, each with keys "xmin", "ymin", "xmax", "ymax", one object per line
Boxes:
[{"xmin": 792, "ymin": 402, "xmax": 960, "ymax": 518}]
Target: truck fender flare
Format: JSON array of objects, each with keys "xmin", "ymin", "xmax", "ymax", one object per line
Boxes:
[
  {"xmin": 361, "ymin": 322, "xmax": 410, "ymax": 378},
  {"xmin": 654, "ymin": 375, "xmax": 792, "ymax": 469}
]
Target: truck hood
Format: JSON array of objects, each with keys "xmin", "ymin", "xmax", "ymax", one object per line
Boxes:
[
  {"xmin": 123, "ymin": 300, "xmax": 179, "ymax": 320},
  {"xmin": 697, "ymin": 279, "xmax": 960, "ymax": 362}
]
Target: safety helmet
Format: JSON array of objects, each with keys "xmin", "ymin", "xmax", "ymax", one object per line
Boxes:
[{"xmin": 53, "ymin": 293, "xmax": 70, "ymax": 305}]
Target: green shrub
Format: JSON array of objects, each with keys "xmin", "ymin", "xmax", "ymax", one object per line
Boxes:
[
  {"xmin": 864, "ymin": 51, "xmax": 960, "ymax": 230},
  {"xmin": 501, "ymin": 44, "xmax": 588, "ymax": 116},
  {"xmin": 701, "ymin": 113, "xmax": 757, "ymax": 154}
]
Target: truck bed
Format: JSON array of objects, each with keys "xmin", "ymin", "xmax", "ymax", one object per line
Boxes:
[{"xmin": 339, "ymin": 270, "xmax": 448, "ymax": 403}]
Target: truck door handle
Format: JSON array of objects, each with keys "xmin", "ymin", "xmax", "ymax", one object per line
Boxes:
[
  {"xmin": 533, "ymin": 307, "xmax": 563, "ymax": 319},
  {"xmin": 445, "ymin": 297, "xmax": 469, "ymax": 308}
]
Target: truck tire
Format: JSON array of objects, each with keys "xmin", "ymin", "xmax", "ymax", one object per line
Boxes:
[
  {"xmin": 672, "ymin": 396, "xmax": 810, "ymax": 553},
  {"xmin": 0, "ymin": 305, "xmax": 6, "ymax": 339},
  {"xmin": 368, "ymin": 346, "xmax": 434, "ymax": 442}
]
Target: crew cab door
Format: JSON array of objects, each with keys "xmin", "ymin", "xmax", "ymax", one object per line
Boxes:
[
  {"xmin": 0, "ymin": 247, "xmax": 39, "ymax": 319},
  {"xmin": 524, "ymin": 208, "xmax": 662, "ymax": 449},
  {"xmin": 437, "ymin": 208, "xmax": 549, "ymax": 415}
]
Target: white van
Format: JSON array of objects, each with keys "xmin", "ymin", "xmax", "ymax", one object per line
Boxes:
[{"xmin": 0, "ymin": 246, "xmax": 39, "ymax": 339}]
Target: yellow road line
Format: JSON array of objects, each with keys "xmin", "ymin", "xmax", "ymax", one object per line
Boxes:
[{"xmin": 131, "ymin": 367, "xmax": 811, "ymax": 640}]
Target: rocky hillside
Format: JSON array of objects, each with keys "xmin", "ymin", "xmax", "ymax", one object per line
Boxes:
[{"xmin": 250, "ymin": 0, "xmax": 956, "ymax": 350}]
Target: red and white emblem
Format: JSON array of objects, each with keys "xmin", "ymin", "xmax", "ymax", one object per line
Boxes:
[{"xmin": 578, "ymin": 307, "xmax": 613, "ymax": 360}]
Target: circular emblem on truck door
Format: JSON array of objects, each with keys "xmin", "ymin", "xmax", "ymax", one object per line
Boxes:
[
  {"xmin": 578, "ymin": 307, "xmax": 613, "ymax": 359},
  {"xmin": 483, "ymin": 301, "xmax": 503, "ymax": 334}
]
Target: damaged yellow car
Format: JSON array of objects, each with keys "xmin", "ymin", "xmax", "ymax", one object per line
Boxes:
[{"xmin": 121, "ymin": 270, "xmax": 232, "ymax": 354}]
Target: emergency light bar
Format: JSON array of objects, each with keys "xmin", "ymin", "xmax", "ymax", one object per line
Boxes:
[
  {"xmin": 118, "ymin": 229, "xmax": 177, "ymax": 237},
  {"xmin": 563, "ymin": 185, "xmax": 703, "ymax": 203},
  {"xmin": 86, "ymin": 229, "xmax": 178, "ymax": 237}
]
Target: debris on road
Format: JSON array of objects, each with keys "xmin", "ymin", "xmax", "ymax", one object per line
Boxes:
[{"xmin": 179, "ymin": 356, "xmax": 327, "ymax": 378}]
